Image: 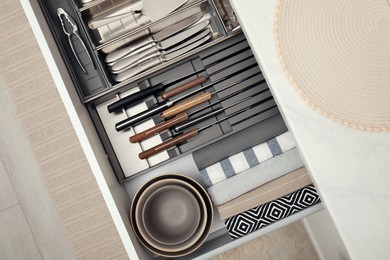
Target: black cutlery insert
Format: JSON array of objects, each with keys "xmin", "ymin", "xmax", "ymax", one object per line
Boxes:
[{"xmin": 88, "ymin": 33, "xmax": 280, "ymax": 182}]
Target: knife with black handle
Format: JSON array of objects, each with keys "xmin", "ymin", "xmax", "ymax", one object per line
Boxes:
[
  {"xmin": 115, "ymin": 63, "xmax": 258, "ymax": 131},
  {"xmin": 107, "ymin": 70, "xmax": 206, "ymax": 113}
]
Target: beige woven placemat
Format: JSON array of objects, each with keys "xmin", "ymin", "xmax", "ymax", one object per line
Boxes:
[{"xmin": 275, "ymin": 0, "xmax": 390, "ymax": 131}]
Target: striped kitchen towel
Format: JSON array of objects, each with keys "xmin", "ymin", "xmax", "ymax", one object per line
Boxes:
[
  {"xmin": 225, "ymin": 184, "xmax": 321, "ymax": 239},
  {"xmin": 199, "ymin": 131, "xmax": 296, "ymax": 187}
]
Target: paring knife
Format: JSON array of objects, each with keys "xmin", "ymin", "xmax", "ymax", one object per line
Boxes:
[
  {"xmin": 115, "ymin": 32, "xmax": 213, "ymax": 82},
  {"xmin": 111, "ymin": 25, "xmax": 211, "ymax": 74},
  {"xmin": 105, "ymin": 12, "xmax": 203, "ymax": 64}
]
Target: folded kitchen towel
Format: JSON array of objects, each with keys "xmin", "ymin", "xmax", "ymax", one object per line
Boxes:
[
  {"xmin": 199, "ymin": 131, "xmax": 296, "ymax": 187},
  {"xmin": 217, "ymin": 167, "xmax": 312, "ymax": 220},
  {"xmin": 225, "ymin": 184, "xmax": 320, "ymax": 239},
  {"xmin": 207, "ymin": 148, "xmax": 304, "ymax": 206}
]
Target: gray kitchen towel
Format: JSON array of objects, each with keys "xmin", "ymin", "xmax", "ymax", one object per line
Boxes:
[
  {"xmin": 207, "ymin": 148, "xmax": 304, "ymax": 205},
  {"xmin": 193, "ymin": 114, "xmax": 287, "ymax": 170},
  {"xmin": 199, "ymin": 131, "xmax": 296, "ymax": 187}
]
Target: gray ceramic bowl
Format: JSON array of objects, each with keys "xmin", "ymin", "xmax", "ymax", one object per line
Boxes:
[
  {"xmin": 135, "ymin": 178, "xmax": 207, "ymax": 252},
  {"xmin": 130, "ymin": 174, "xmax": 213, "ymax": 258},
  {"xmin": 142, "ymin": 184, "xmax": 200, "ymax": 245}
]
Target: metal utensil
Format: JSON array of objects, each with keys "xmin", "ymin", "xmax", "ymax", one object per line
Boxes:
[
  {"xmin": 89, "ymin": 0, "xmax": 189, "ymax": 43},
  {"xmin": 105, "ymin": 12, "xmax": 203, "ymax": 64},
  {"xmin": 114, "ymin": 31, "xmax": 213, "ymax": 82},
  {"xmin": 57, "ymin": 8, "xmax": 95, "ymax": 74},
  {"xmin": 100, "ymin": 6, "xmax": 202, "ymax": 54},
  {"xmin": 111, "ymin": 24, "xmax": 211, "ymax": 74}
]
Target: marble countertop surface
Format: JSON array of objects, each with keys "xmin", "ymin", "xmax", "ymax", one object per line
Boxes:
[{"xmin": 230, "ymin": 0, "xmax": 390, "ymax": 259}]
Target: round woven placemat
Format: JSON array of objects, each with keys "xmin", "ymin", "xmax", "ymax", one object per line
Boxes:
[{"xmin": 274, "ymin": 0, "xmax": 390, "ymax": 131}]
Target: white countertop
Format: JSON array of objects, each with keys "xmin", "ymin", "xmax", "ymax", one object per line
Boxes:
[{"xmin": 231, "ymin": 0, "xmax": 390, "ymax": 259}]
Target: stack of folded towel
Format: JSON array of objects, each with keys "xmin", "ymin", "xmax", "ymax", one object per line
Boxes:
[{"xmin": 198, "ymin": 131, "xmax": 321, "ymax": 238}]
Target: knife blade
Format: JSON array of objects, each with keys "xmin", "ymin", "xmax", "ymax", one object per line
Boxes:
[
  {"xmin": 100, "ymin": 6, "xmax": 202, "ymax": 54},
  {"xmin": 114, "ymin": 31, "xmax": 213, "ymax": 82},
  {"xmin": 143, "ymin": 0, "xmax": 188, "ymax": 21},
  {"xmin": 91, "ymin": 0, "xmax": 189, "ymax": 43},
  {"xmin": 105, "ymin": 12, "xmax": 203, "ymax": 64},
  {"xmin": 111, "ymin": 24, "xmax": 211, "ymax": 74}
]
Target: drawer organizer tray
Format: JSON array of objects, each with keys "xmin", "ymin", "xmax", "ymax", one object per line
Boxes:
[
  {"xmin": 32, "ymin": 0, "xmax": 323, "ymax": 258},
  {"xmin": 88, "ymin": 33, "xmax": 280, "ymax": 182}
]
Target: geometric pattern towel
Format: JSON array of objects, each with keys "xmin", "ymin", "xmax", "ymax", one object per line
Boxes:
[
  {"xmin": 200, "ymin": 131, "xmax": 296, "ymax": 187},
  {"xmin": 224, "ymin": 184, "xmax": 320, "ymax": 239}
]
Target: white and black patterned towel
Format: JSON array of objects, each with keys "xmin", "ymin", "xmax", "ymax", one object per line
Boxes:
[
  {"xmin": 224, "ymin": 184, "xmax": 320, "ymax": 239},
  {"xmin": 199, "ymin": 131, "xmax": 296, "ymax": 187}
]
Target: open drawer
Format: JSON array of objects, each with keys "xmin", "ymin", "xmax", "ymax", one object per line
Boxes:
[{"xmin": 24, "ymin": 0, "xmax": 323, "ymax": 259}]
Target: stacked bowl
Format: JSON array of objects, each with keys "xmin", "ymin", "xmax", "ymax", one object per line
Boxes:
[{"xmin": 130, "ymin": 174, "xmax": 214, "ymax": 258}]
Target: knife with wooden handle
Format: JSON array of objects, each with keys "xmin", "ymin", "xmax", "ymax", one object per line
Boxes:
[
  {"xmin": 139, "ymin": 129, "xmax": 199, "ymax": 159},
  {"xmin": 130, "ymin": 113, "xmax": 189, "ymax": 143},
  {"xmin": 138, "ymin": 100, "xmax": 275, "ymax": 159},
  {"xmin": 115, "ymin": 63, "xmax": 258, "ymax": 131},
  {"xmin": 107, "ymin": 74, "xmax": 206, "ymax": 113},
  {"xmin": 129, "ymin": 78, "xmax": 266, "ymax": 143},
  {"xmin": 161, "ymin": 92, "xmax": 212, "ymax": 119}
]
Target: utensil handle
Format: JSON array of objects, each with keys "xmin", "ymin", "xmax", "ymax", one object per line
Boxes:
[
  {"xmin": 161, "ymin": 76, "xmax": 207, "ymax": 99},
  {"xmin": 115, "ymin": 102, "xmax": 169, "ymax": 131},
  {"xmin": 109, "ymin": 42, "xmax": 156, "ymax": 70},
  {"xmin": 161, "ymin": 92, "xmax": 212, "ymax": 119},
  {"xmin": 107, "ymin": 84, "xmax": 164, "ymax": 113},
  {"xmin": 114, "ymin": 57, "xmax": 162, "ymax": 82},
  {"xmin": 129, "ymin": 113, "xmax": 189, "ymax": 143},
  {"xmin": 139, "ymin": 129, "xmax": 199, "ymax": 159},
  {"xmin": 174, "ymin": 107, "xmax": 224, "ymax": 132}
]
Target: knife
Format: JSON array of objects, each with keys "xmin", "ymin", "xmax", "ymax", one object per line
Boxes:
[
  {"xmin": 100, "ymin": 6, "xmax": 202, "ymax": 54},
  {"xmin": 108, "ymin": 46, "xmax": 254, "ymax": 113},
  {"xmin": 111, "ymin": 25, "xmax": 211, "ymax": 74},
  {"xmin": 91, "ymin": 0, "xmax": 189, "ymax": 43},
  {"xmin": 114, "ymin": 31, "xmax": 213, "ymax": 82},
  {"xmin": 105, "ymin": 12, "xmax": 203, "ymax": 64}
]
